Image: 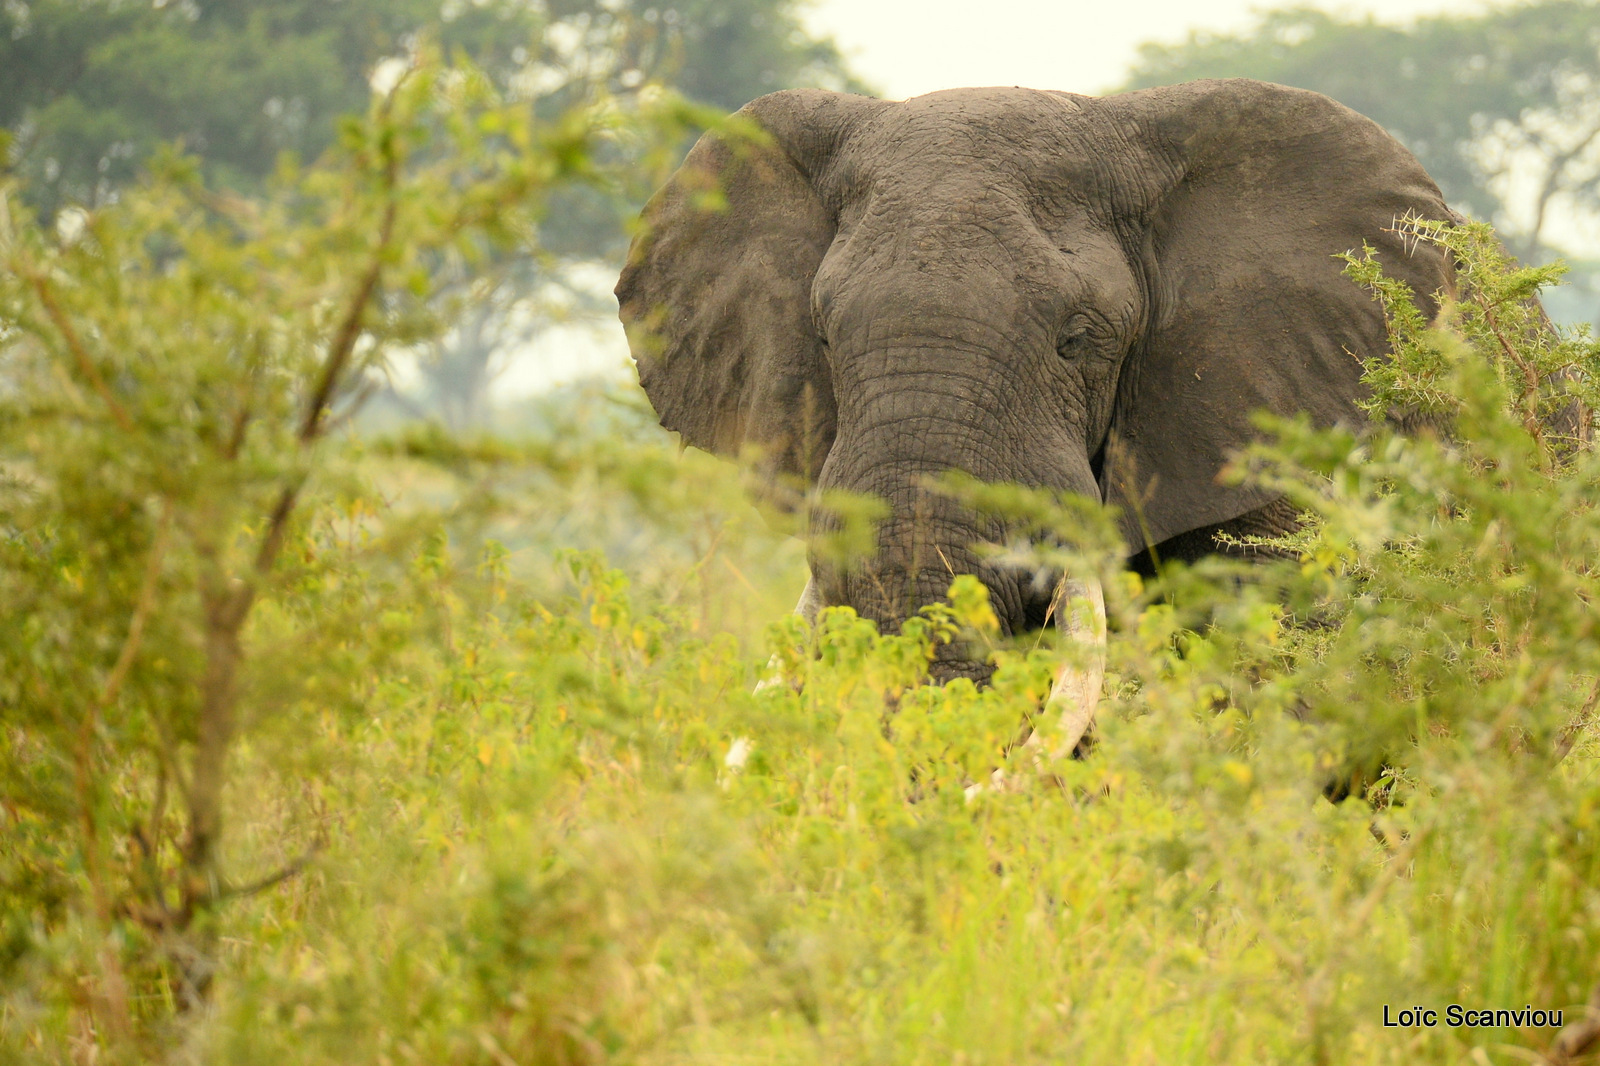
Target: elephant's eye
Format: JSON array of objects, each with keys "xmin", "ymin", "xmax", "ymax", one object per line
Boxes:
[{"xmin": 1057, "ymin": 323, "xmax": 1090, "ymax": 356}]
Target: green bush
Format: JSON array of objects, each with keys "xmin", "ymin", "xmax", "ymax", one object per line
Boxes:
[{"xmin": 4, "ymin": 112, "xmax": 1599, "ymax": 1066}]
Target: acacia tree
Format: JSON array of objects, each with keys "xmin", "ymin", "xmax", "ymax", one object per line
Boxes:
[
  {"xmin": 0, "ymin": 51, "xmax": 720, "ymax": 1034},
  {"xmin": 1121, "ymin": 1, "xmax": 1600, "ymax": 321}
]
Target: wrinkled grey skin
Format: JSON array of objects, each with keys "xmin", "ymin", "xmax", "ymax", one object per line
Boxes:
[{"xmin": 616, "ymin": 79, "xmax": 1454, "ymax": 684}]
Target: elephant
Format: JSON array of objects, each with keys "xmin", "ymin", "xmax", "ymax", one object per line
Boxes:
[{"xmin": 615, "ymin": 79, "xmax": 1455, "ymax": 749}]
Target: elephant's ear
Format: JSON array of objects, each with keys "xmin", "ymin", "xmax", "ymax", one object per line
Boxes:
[
  {"xmin": 1100, "ymin": 79, "xmax": 1455, "ymax": 549},
  {"xmin": 616, "ymin": 90, "xmax": 887, "ymax": 485}
]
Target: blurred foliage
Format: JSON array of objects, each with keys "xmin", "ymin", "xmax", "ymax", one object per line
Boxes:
[
  {"xmin": 5, "ymin": 44, "xmax": 1600, "ymax": 1065},
  {"xmin": 3, "ymin": 122, "xmax": 1600, "ymax": 1056},
  {"xmin": 0, "ymin": 0, "xmax": 863, "ymax": 219},
  {"xmin": 0, "ymin": 50, "xmax": 749, "ymax": 1056},
  {"xmin": 0, "ymin": 0, "xmax": 869, "ymax": 427},
  {"xmin": 1121, "ymin": 0, "xmax": 1600, "ymax": 326}
]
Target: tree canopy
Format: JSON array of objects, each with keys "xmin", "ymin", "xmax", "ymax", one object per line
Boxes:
[
  {"xmin": 0, "ymin": 0, "xmax": 868, "ymax": 424},
  {"xmin": 0, "ymin": 0, "xmax": 865, "ymax": 218}
]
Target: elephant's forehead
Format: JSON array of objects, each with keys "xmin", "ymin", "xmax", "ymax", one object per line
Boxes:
[
  {"xmin": 829, "ymin": 87, "xmax": 1116, "ymax": 208},
  {"xmin": 865, "ymin": 90, "xmax": 1094, "ymax": 161}
]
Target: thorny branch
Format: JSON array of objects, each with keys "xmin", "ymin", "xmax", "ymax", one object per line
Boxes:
[
  {"xmin": 182, "ymin": 81, "xmax": 407, "ymax": 924},
  {"xmin": 251, "ymin": 95, "xmax": 404, "ymax": 586}
]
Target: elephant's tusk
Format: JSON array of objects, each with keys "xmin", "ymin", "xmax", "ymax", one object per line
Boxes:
[
  {"xmin": 1045, "ymin": 577, "xmax": 1106, "ymax": 759},
  {"xmin": 753, "ymin": 575, "xmax": 821, "ymax": 694},
  {"xmin": 969, "ymin": 582, "xmax": 1105, "ymax": 802}
]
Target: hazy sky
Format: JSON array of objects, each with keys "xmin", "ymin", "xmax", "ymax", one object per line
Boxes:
[{"xmin": 802, "ymin": 0, "xmax": 1491, "ymax": 99}]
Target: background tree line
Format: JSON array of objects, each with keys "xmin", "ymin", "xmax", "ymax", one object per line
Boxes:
[
  {"xmin": 0, "ymin": 0, "xmax": 864, "ymax": 210},
  {"xmin": 4, "ymin": 0, "xmax": 1598, "ymax": 411},
  {"xmin": 0, "ymin": 0, "xmax": 868, "ymax": 427}
]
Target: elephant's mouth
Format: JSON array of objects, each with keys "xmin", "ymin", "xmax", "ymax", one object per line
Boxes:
[
  {"xmin": 923, "ymin": 566, "xmax": 1061, "ymax": 684},
  {"xmin": 815, "ymin": 527, "xmax": 1107, "ymax": 757},
  {"xmin": 1020, "ymin": 567, "xmax": 1070, "ymax": 632},
  {"xmin": 920, "ymin": 566, "xmax": 1108, "ymax": 759}
]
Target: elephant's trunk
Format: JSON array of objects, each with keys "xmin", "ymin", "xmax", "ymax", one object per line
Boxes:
[
  {"xmin": 815, "ymin": 350, "xmax": 1100, "ymax": 686},
  {"xmin": 815, "ymin": 484, "xmax": 1031, "ymax": 685},
  {"xmin": 838, "ymin": 553, "xmax": 1018, "ymax": 686}
]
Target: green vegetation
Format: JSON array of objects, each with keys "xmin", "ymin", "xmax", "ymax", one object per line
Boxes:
[
  {"xmin": 0, "ymin": 0, "xmax": 867, "ymax": 427},
  {"xmin": 4, "ymin": 46, "xmax": 1600, "ymax": 1066},
  {"xmin": 0, "ymin": 0, "xmax": 862, "ymax": 216}
]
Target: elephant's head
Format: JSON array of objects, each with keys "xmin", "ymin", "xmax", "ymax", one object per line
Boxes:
[{"xmin": 616, "ymin": 79, "xmax": 1452, "ymax": 703}]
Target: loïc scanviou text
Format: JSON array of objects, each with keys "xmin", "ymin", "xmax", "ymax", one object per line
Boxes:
[{"xmin": 1382, "ymin": 1004, "xmax": 1563, "ymax": 1028}]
